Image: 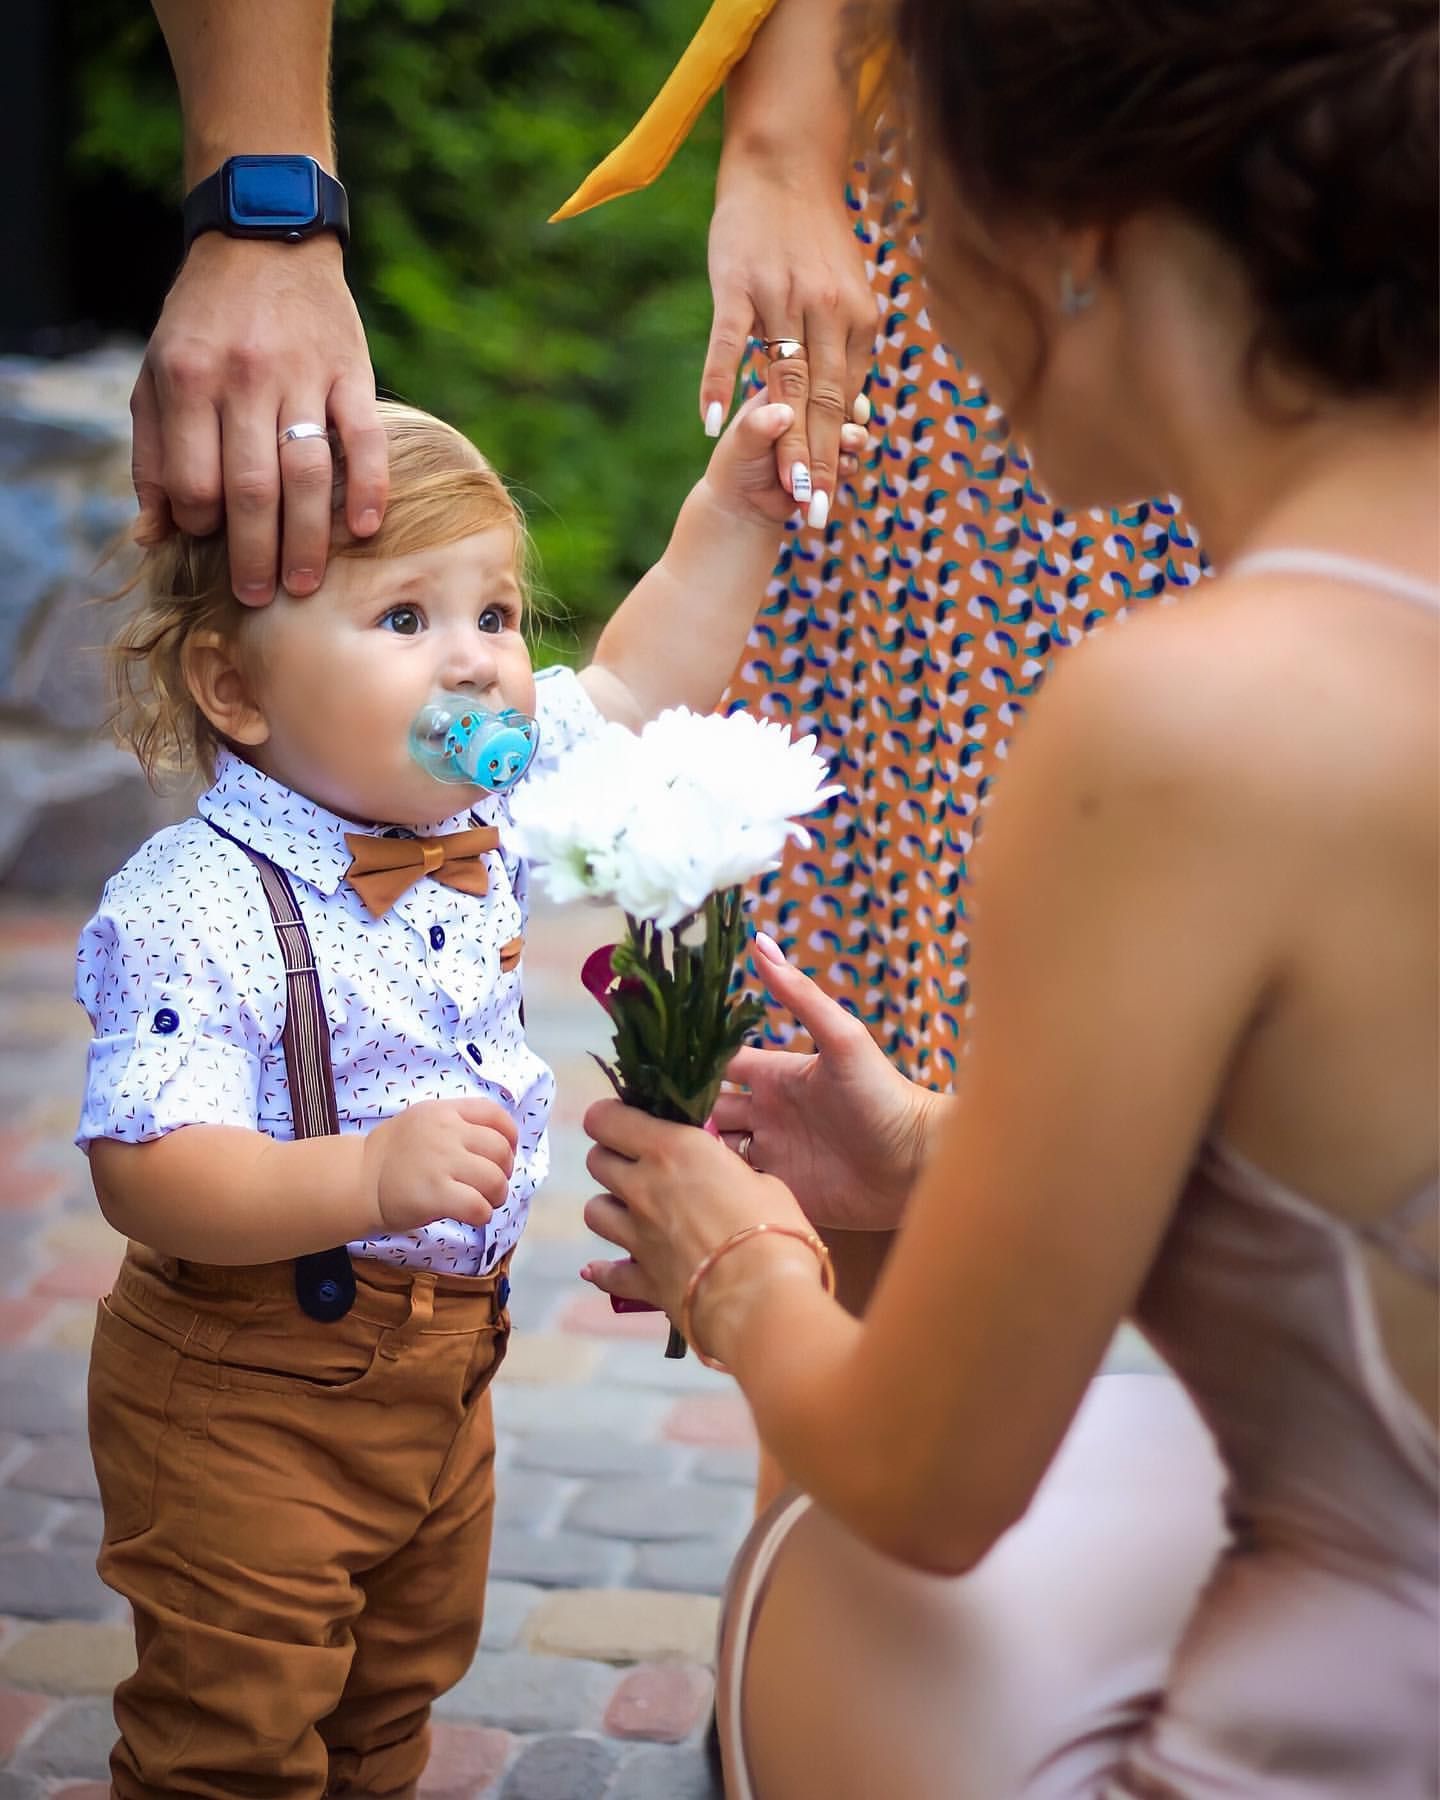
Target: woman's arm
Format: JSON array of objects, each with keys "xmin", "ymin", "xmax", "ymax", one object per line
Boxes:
[
  {"xmin": 703, "ymin": 0, "xmax": 874, "ymax": 519},
  {"xmin": 584, "ymin": 610, "xmax": 1292, "ymax": 1570}
]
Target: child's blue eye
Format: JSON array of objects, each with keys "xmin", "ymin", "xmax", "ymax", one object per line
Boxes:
[
  {"xmin": 478, "ymin": 607, "xmax": 506, "ymax": 635},
  {"xmin": 380, "ymin": 606, "xmax": 423, "ymax": 635}
]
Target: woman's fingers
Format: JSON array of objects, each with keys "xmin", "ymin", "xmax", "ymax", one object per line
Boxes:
[
  {"xmin": 800, "ymin": 315, "xmax": 850, "ymax": 530},
  {"xmin": 751, "ymin": 933, "xmax": 869, "ymax": 1058},
  {"xmin": 583, "ymin": 1190, "xmax": 638, "ymax": 1255},
  {"xmin": 707, "ymin": 1090, "xmax": 755, "ymax": 1136},
  {"xmin": 580, "ymin": 1255, "xmax": 660, "ymax": 1305},
  {"xmin": 700, "ymin": 289, "xmax": 755, "ymax": 438}
]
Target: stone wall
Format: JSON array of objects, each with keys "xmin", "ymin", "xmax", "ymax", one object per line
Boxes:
[{"xmin": 0, "ymin": 348, "xmax": 189, "ymax": 898}]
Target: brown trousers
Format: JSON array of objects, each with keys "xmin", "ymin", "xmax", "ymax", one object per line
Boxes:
[{"xmin": 88, "ymin": 1243, "xmax": 510, "ymax": 1799}]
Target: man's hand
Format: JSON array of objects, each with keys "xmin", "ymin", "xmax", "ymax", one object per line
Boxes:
[{"xmin": 130, "ymin": 233, "xmax": 388, "ymax": 603}]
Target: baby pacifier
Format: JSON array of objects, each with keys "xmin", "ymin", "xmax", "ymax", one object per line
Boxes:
[{"xmin": 409, "ymin": 694, "xmax": 539, "ymax": 794}]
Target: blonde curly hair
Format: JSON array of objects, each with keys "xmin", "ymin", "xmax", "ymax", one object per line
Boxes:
[{"xmin": 108, "ymin": 401, "xmax": 528, "ymax": 787}]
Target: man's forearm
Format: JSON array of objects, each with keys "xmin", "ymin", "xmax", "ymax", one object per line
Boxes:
[
  {"xmin": 152, "ymin": 0, "xmax": 337, "ymax": 185},
  {"xmin": 721, "ymin": 0, "xmax": 856, "ymax": 181}
]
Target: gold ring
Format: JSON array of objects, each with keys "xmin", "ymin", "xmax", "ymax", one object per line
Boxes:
[{"xmin": 763, "ymin": 339, "xmax": 807, "ymax": 362}]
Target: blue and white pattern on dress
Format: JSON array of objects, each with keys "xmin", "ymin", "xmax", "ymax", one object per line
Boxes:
[{"xmin": 75, "ymin": 664, "xmax": 604, "ymax": 1275}]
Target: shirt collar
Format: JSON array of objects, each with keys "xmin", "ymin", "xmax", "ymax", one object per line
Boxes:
[{"xmin": 197, "ymin": 749, "xmax": 485, "ymax": 897}]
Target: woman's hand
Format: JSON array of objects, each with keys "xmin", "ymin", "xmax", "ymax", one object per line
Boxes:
[
  {"xmin": 582, "ymin": 1101, "xmax": 823, "ymax": 1351},
  {"xmin": 710, "ymin": 935, "xmax": 947, "ymax": 1232},
  {"xmin": 702, "ymin": 160, "xmax": 876, "ymax": 531}
]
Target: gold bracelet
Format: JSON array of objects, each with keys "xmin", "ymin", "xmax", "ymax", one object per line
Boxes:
[{"xmin": 680, "ymin": 1223, "xmax": 836, "ymax": 1372}]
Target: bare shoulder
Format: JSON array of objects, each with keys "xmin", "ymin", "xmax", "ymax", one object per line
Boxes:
[{"xmin": 1014, "ymin": 576, "xmax": 1434, "ymax": 833}]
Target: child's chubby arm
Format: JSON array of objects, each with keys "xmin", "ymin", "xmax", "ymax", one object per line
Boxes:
[
  {"xmin": 578, "ymin": 393, "xmax": 869, "ymax": 727},
  {"xmin": 89, "ymin": 1098, "xmax": 518, "ymax": 1266}
]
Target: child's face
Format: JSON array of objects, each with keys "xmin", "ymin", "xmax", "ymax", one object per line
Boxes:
[{"xmin": 242, "ymin": 527, "xmax": 535, "ymax": 825}]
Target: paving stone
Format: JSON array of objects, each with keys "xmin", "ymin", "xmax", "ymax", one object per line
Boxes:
[
  {"xmin": 500, "ymin": 1733, "xmax": 616, "ymax": 1800},
  {"xmin": 632, "ymin": 1540, "xmax": 740, "ymax": 1597},
  {"xmin": 492, "ymin": 1385, "xmax": 668, "ymax": 1443},
  {"xmin": 523, "ymin": 1590, "xmax": 720, "ymax": 1668},
  {"xmin": 54, "ymin": 1501, "xmax": 103, "ymax": 1549},
  {"xmin": 513, "ymin": 1239, "xmax": 610, "ymax": 1285},
  {"xmin": 603, "ymin": 1662, "xmax": 713, "ymax": 1744},
  {"xmin": 419, "ymin": 1720, "xmax": 513, "ymax": 1798},
  {"xmin": 597, "ymin": 1341, "xmax": 731, "ymax": 1396},
  {"xmin": 50, "ymin": 1785, "xmax": 109, "ymax": 1800},
  {"xmin": 555, "ymin": 1292, "xmax": 670, "ymax": 1342},
  {"xmin": 9, "ymin": 1696, "xmax": 112, "ymax": 1777},
  {"xmin": 0, "ymin": 1299, "xmax": 54, "ymax": 1346},
  {"xmin": 43, "ymin": 1308, "xmax": 100, "ymax": 1353},
  {"xmin": 693, "ymin": 1448, "xmax": 759, "ymax": 1487},
  {"xmin": 520, "ymin": 1194, "xmax": 590, "ymax": 1243},
  {"xmin": 502, "ymin": 1279, "xmax": 571, "ymax": 1334},
  {"xmin": 661, "ymin": 1395, "xmax": 757, "ymax": 1449},
  {"xmin": 478, "ymin": 1580, "xmax": 543, "ymax": 1653},
  {"xmin": 0, "ymin": 1685, "xmax": 53, "ymax": 1758},
  {"xmin": 607, "ymin": 1741, "xmax": 722, "ymax": 1800},
  {"xmin": 11, "ymin": 1438, "xmax": 98, "ymax": 1500},
  {"xmin": 40, "ymin": 1216, "xmax": 123, "ymax": 1259},
  {"xmin": 31, "ymin": 1256, "xmax": 122, "ymax": 1303},
  {"xmin": 0, "ymin": 1378, "xmax": 83, "ymax": 1437},
  {"xmin": 501, "ymin": 1333, "xmax": 601, "ymax": 1386},
  {"xmin": 0, "ymin": 1622, "xmax": 134, "ymax": 1694},
  {"xmin": 0, "ymin": 1487, "xmax": 51, "ymax": 1545},
  {"xmin": 511, "ymin": 1433, "xmax": 681, "ymax": 1484},
  {"xmin": 0, "ymin": 1777, "xmax": 42, "ymax": 1800},
  {"xmin": 494, "ymin": 1470, "xmax": 567, "ymax": 1534},
  {"xmin": 567, "ymin": 1481, "xmax": 747, "ymax": 1544},
  {"xmin": 486, "ymin": 1529, "xmax": 625, "ymax": 1591},
  {"xmin": 0, "ymin": 1549, "xmax": 112, "ymax": 1620},
  {"xmin": 434, "ymin": 1650, "xmax": 617, "ymax": 1733}
]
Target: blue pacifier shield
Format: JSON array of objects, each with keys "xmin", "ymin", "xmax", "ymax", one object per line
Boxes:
[{"xmin": 409, "ymin": 695, "xmax": 539, "ymax": 793}]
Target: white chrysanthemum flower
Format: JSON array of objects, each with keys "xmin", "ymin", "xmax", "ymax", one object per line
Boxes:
[{"xmin": 509, "ymin": 706, "xmax": 841, "ymax": 924}]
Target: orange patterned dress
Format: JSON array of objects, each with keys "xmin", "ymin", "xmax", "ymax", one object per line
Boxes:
[{"xmin": 723, "ymin": 166, "xmax": 1207, "ymax": 1085}]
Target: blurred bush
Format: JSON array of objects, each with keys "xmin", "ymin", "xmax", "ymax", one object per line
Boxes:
[{"xmin": 69, "ymin": 0, "xmax": 720, "ymax": 659}]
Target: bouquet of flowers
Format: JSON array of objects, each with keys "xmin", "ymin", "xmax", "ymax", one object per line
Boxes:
[{"xmin": 510, "ymin": 707, "xmax": 841, "ymax": 1356}]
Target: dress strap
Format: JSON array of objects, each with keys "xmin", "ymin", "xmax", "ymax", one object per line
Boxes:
[
  {"xmin": 1227, "ymin": 548, "xmax": 1440, "ymax": 612},
  {"xmin": 1354, "ymin": 1182, "xmax": 1440, "ymax": 1291}
]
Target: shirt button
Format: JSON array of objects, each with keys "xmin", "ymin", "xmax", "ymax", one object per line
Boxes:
[
  {"xmin": 151, "ymin": 1007, "xmax": 180, "ymax": 1035},
  {"xmin": 429, "ymin": 924, "xmax": 446, "ymax": 951}
]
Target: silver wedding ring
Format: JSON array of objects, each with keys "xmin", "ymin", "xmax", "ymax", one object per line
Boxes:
[
  {"xmin": 278, "ymin": 422, "xmax": 330, "ymax": 447},
  {"xmin": 763, "ymin": 338, "xmax": 807, "ymax": 363},
  {"xmin": 736, "ymin": 1132, "xmax": 755, "ymax": 1166}
]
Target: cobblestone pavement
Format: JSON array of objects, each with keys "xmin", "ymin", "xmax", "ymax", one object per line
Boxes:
[{"xmin": 0, "ymin": 898, "xmax": 746, "ymax": 1798}]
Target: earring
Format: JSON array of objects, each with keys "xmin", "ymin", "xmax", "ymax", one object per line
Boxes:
[{"xmin": 1059, "ymin": 267, "xmax": 1096, "ymax": 317}]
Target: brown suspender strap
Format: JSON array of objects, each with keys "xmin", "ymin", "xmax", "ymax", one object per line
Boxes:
[{"xmin": 213, "ymin": 827, "xmax": 356, "ymax": 1322}]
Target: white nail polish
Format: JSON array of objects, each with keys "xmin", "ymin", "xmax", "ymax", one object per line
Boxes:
[
  {"xmin": 852, "ymin": 393, "xmax": 872, "ymax": 425},
  {"xmin": 807, "ymin": 490, "xmax": 830, "ymax": 530},
  {"xmin": 704, "ymin": 401, "xmax": 724, "ymax": 438},
  {"xmin": 791, "ymin": 462, "xmax": 812, "ymax": 503}
]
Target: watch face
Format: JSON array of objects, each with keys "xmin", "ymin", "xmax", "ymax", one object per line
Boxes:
[{"xmin": 225, "ymin": 157, "xmax": 320, "ymax": 231}]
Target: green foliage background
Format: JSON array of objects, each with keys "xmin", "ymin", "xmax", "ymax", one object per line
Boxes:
[{"xmin": 70, "ymin": 0, "xmax": 722, "ymax": 661}]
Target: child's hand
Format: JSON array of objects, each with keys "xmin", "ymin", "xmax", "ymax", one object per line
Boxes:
[
  {"xmin": 701, "ymin": 390, "xmax": 870, "ymax": 532},
  {"xmin": 362, "ymin": 1097, "xmax": 519, "ymax": 1233}
]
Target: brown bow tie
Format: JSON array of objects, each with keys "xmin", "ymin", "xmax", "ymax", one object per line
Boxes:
[{"xmin": 343, "ymin": 825, "xmax": 500, "ymax": 918}]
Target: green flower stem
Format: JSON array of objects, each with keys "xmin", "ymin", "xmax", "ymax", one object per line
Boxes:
[{"xmin": 594, "ymin": 888, "xmax": 762, "ymax": 1359}]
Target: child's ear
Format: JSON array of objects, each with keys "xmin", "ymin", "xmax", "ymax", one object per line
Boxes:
[{"xmin": 183, "ymin": 630, "xmax": 270, "ymax": 748}]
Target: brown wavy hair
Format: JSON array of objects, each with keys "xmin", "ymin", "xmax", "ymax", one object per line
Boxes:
[
  {"xmin": 108, "ymin": 401, "xmax": 528, "ymax": 787},
  {"xmin": 886, "ymin": 0, "xmax": 1437, "ymax": 402}
]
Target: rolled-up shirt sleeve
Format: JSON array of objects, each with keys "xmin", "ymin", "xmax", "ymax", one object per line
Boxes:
[{"xmin": 75, "ymin": 881, "xmax": 275, "ymax": 1148}]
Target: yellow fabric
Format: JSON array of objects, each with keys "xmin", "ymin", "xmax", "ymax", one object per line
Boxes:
[{"xmin": 550, "ymin": 0, "xmax": 780, "ymax": 221}]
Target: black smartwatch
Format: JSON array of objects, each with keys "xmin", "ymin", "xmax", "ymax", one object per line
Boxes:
[{"xmin": 181, "ymin": 154, "xmax": 349, "ymax": 254}]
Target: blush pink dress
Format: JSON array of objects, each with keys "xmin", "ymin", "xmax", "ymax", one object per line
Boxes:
[{"xmin": 716, "ymin": 553, "xmax": 1440, "ymax": 1800}]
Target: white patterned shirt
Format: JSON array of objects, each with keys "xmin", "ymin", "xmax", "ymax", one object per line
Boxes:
[{"xmin": 75, "ymin": 665, "xmax": 604, "ymax": 1274}]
